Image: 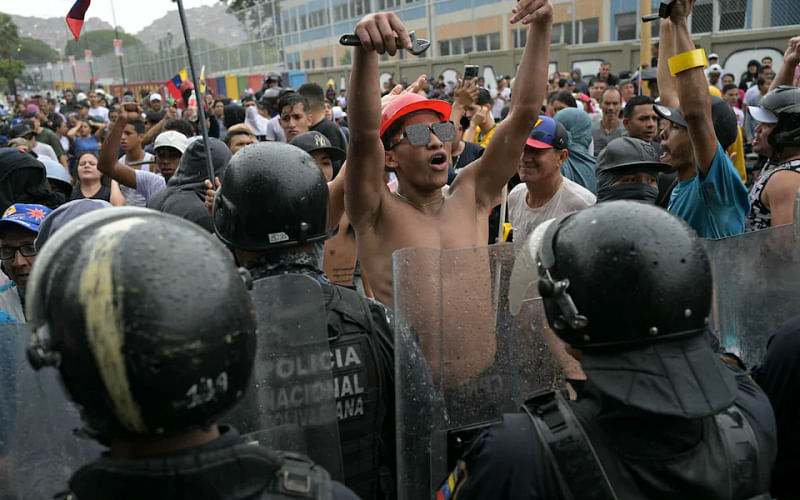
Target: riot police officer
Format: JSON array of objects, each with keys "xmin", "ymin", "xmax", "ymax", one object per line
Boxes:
[
  {"xmin": 438, "ymin": 201, "xmax": 776, "ymax": 500},
  {"xmin": 213, "ymin": 142, "xmax": 396, "ymax": 500},
  {"xmin": 25, "ymin": 208, "xmax": 358, "ymax": 500}
]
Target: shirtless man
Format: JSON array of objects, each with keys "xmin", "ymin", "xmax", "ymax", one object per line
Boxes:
[
  {"xmin": 345, "ymin": 2, "xmax": 552, "ymax": 380},
  {"xmin": 345, "ymin": 1, "xmax": 552, "ymax": 308}
]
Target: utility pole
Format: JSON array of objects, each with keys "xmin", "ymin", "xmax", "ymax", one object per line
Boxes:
[{"xmin": 110, "ymin": 0, "xmax": 127, "ymax": 86}]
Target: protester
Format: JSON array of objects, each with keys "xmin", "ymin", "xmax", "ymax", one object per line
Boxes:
[
  {"xmin": 97, "ymin": 104, "xmax": 166, "ymax": 205},
  {"xmin": 464, "ymin": 88, "xmax": 497, "ymax": 147},
  {"xmin": 70, "ymin": 152, "xmax": 125, "ymax": 206},
  {"xmin": 345, "ymin": 0, "xmax": 552, "ymax": 308},
  {"xmin": 592, "ymin": 87, "xmax": 625, "ymax": 156},
  {"xmin": 746, "ymin": 86, "xmax": 800, "ymax": 230},
  {"xmin": 546, "ymin": 90, "xmax": 577, "ymax": 117},
  {"xmin": 553, "ymin": 107, "xmax": 597, "ymax": 193},
  {"xmin": 0, "ymin": 203, "xmax": 51, "ymax": 322},
  {"xmin": 152, "ymin": 130, "xmax": 188, "ymax": 182},
  {"xmin": 508, "ymin": 116, "xmax": 595, "ymax": 244},
  {"xmin": 116, "ymin": 118, "xmax": 154, "ymax": 207},
  {"xmin": 39, "ymin": 158, "xmax": 72, "ymax": 200},
  {"xmin": 655, "ymin": 16, "xmax": 748, "ymax": 238},
  {"xmin": 595, "ymin": 137, "xmax": 674, "ymax": 203},
  {"xmin": 278, "ymin": 92, "xmax": 312, "ymax": 142},
  {"xmin": 146, "ymin": 137, "xmax": 230, "ymax": 232},
  {"xmin": 66, "ymin": 119, "xmax": 104, "ymax": 177},
  {"xmin": 298, "ymin": 83, "xmax": 349, "ymax": 164},
  {"xmin": 223, "ymin": 123, "xmax": 257, "ymax": 154},
  {"xmin": 11, "ymin": 123, "xmax": 57, "ymax": 163}
]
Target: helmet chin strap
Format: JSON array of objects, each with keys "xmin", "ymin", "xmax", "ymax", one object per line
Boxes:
[{"xmin": 538, "ymin": 268, "xmax": 589, "ymax": 331}]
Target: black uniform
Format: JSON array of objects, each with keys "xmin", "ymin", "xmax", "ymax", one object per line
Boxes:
[
  {"xmin": 439, "ymin": 202, "xmax": 777, "ymax": 500},
  {"xmin": 246, "ymin": 251, "xmax": 396, "ymax": 500},
  {"xmin": 442, "ymin": 370, "xmax": 776, "ymax": 500},
  {"xmin": 61, "ymin": 426, "xmax": 358, "ymax": 500}
]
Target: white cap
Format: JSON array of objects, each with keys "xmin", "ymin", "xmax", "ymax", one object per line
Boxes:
[
  {"xmin": 708, "ymin": 53, "xmax": 719, "ymax": 60},
  {"xmin": 154, "ymin": 131, "xmax": 188, "ymax": 154},
  {"xmin": 150, "ymin": 93, "xmax": 163, "ymax": 102},
  {"xmin": 332, "ymin": 106, "xmax": 346, "ymax": 120},
  {"xmin": 76, "ymin": 92, "xmax": 87, "ymax": 101},
  {"xmin": 95, "ymin": 88, "xmax": 106, "ymax": 95},
  {"xmin": 708, "ymin": 64, "xmax": 723, "ymax": 73},
  {"xmin": 748, "ymin": 106, "xmax": 778, "ymax": 124}
]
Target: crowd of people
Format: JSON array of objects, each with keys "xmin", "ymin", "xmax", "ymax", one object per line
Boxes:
[{"xmin": 0, "ymin": 0, "xmax": 798, "ymax": 498}]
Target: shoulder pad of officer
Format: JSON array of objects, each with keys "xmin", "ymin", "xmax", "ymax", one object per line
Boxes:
[{"xmin": 270, "ymin": 451, "xmax": 333, "ymax": 499}]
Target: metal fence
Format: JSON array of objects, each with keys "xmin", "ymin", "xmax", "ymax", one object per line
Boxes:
[{"xmin": 25, "ymin": 0, "xmax": 800, "ymax": 86}]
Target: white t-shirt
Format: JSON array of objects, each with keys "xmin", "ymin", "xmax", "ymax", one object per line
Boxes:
[
  {"xmin": 508, "ymin": 177, "xmax": 596, "ymax": 246},
  {"xmin": 733, "ymin": 107, "xmax": 745, "ymax": 128},
  {"xmin": 491, "ymin": 87, "xmax": 511, "ymax": 120},
  {"xmin": 245, "ymin": 106, "xmax": 269, "ymax": 136},
  {"xmin": 89, "ymin": 105, "xmax": 109, "ymax": 123},
  {"xmin": 119, "ymin": 152, "xmax": 156, "ymax": 206},
  {"xmin": 32, "ymin": 142, "xmax": 58, "ymax": 162}
]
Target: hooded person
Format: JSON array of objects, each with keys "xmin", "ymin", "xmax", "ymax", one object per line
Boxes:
[
  {"xmin": 0, "ymin": 148, "xmax": 64, "ymax": 212},
  {"xmin": 145, "ymin": 138, "xmax": 231, "ymax": 232},
  {"xmin": 596, "ymin": 137, "xmax": 674, "ymax": 203},
  {"xmin": 554, "ymin": 107, "xmax": 597, "ymax": 193}
]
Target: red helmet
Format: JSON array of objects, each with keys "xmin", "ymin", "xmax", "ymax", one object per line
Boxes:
[{"xmin": 379, "ymin": 93, "xmax": 451, "ymax": 137}]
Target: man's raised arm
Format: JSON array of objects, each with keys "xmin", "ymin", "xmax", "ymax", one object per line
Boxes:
[
  {"xmin": 468, "ymin": 0, "xmax": 553, "ymax": 205},
  {"xmin": 97, "ymin": 103, "xmax": 140, "ymax": 189},
  {"xmin": 670, "ymin": 0, "xmax": 717, "ymax": 174},
  {"xmin": 344, "ymin": 13, "xmax": 413, "ymax": 229}
]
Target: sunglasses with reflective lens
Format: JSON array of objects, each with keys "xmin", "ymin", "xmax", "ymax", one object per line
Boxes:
[
  {"xmin": 0, "ymin": 244, "xmax": 36, "ymax": 261},
  {"xmin": 389, "ymin": 120, "xmax": 456, "ymax": 149}
]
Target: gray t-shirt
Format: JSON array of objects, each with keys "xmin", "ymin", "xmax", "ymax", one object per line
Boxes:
[
  {"xmin": 133, "ymin": 169, "xmax": 166, "ymax": 202},
  {"xmin": 592, "ymin": 120, "xmax": 626, "ymax": 157},
  {"xmin": 119, "ymin": 152, "xmax": 155, "ymax": 206},
  {"xmin": 508, "ymin": 177, "xmax": 596, "ymax": 246}
]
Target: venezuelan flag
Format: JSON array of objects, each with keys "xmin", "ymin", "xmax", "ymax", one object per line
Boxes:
[
  {"xmin": 165, "ymin": 68, "xmax": 188, "ymax": 100},
  {"xmin": 66, "ymin": 0, "xmax": 91, "ymax": 41}
]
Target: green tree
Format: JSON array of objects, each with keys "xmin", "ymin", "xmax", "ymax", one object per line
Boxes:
[
  {"xmin": 16, "ymin": 37, "xmax": 59, "ymax": 64},
  {"xmin": 0, "ymin": 59, "xmax": 25, "ymax": 95},
  {"xmin": 0, "ymin": 13, "xmax": 21, "ymax": 95},
  {"xmin": 65, "ymin": 30, "xmax": 144, "ymax": 58}
]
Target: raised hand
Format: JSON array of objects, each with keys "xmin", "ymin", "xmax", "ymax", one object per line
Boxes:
[
  {"xmin": 510, "ymin": 0, "xmax": 553, "ymax": 25},
  {"xmin": 353, "ymin": 13, "xmax": 412, "ymax": 55}
]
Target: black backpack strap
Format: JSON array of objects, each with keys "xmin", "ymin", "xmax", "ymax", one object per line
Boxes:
[
  {"xmin": 270, "ymin": 451, "xmax": 334, "ymax": 500},
  {"xmin": 521, "ymin": 390, "xmax": 617, "ymax": 500},
  {"xmin": 714, "ymin": 406, "xmax": 772, "ymax": 500}
]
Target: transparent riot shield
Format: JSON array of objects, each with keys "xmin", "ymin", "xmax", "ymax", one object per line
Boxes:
[
  {"xmin": 393, "ymin": 244, "xmax": 566, "ymax": 499},
  {"xmin": 0, "ymin": 323, "xmax": 102, "ymax": 499},
  {"xmin": 225, "ymin": 274, "xmax": 344, "ymax": 481},
  {"xmin": 703, "ymin": 223, "xmax": 800, "ymax": 369}
]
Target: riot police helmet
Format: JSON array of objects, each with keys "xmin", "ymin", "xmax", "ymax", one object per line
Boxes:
[
  {"xmin": 213, "ymin": 141, "xmax": 330, "ymax": 251},
  {"xmin": 26, "ymin": 207, "xmax": 257, "ymax": 440},
  {"xmin": 511, "ymin": 201, "xmax": 736, "ymax": 417},
  {"xmin": 760, "ymin": 86, "xmax": 800, "ymax": 153}
]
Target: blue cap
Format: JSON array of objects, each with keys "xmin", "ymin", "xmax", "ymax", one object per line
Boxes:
[
  {"xmin": 527, "ymin": 115, "xmax": 569, "ymax": 150},
  {"xmin": 39, "ymin": 158, "xmax": 72, "ymax": 186},
  {"xmin": 0, "ymin": 204, "xmax": 52, "ymax": 234}
]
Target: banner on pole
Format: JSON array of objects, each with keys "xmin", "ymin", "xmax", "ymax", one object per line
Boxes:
[
  {"xmin": 113, "ymin": 39, "xmax": 123, "ymax": 57},
  {"xmin": 58, "ymin": 60, "xmax": 64, "ymax": 70},
  {"xmin": 84, "ymin": 49, "xmax": 93, "ymax": 63},
  {"xmin": 46, "ymin": 62, "xmax": 53, "ymax": 70},
  {"xmin": 68, "ymin": 55, "xmax": 76, "ymax": 66}
]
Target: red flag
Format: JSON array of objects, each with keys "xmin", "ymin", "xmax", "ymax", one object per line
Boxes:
[{"xmin": 66, "ymin": 0, "xmax": 91, "ymax": 41}]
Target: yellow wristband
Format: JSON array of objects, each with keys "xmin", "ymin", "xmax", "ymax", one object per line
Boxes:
[{"xmin": 668, "ymin": 48, "xmax": 708, "ymax": 76}]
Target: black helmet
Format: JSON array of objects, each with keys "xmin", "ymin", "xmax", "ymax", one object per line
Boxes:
[
  {"xmin": 26, "ymin": 208, "xmax": 257, "ymax": 439},
  {"xmin": 762, "ymin": 86, "xmax": 800, "ymax": 153},
  {"xmin": 529, "ymin": 201, "xmax": 711, "ymax": 350},
  {"xmin": 213, "ymin": 142, "xmax": 330, "ymax": 251}
]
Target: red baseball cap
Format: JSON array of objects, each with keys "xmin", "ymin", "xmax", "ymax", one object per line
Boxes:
[{"xmin": 380, "ymin": 93, "xmax": 451, "ymax": 137}]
